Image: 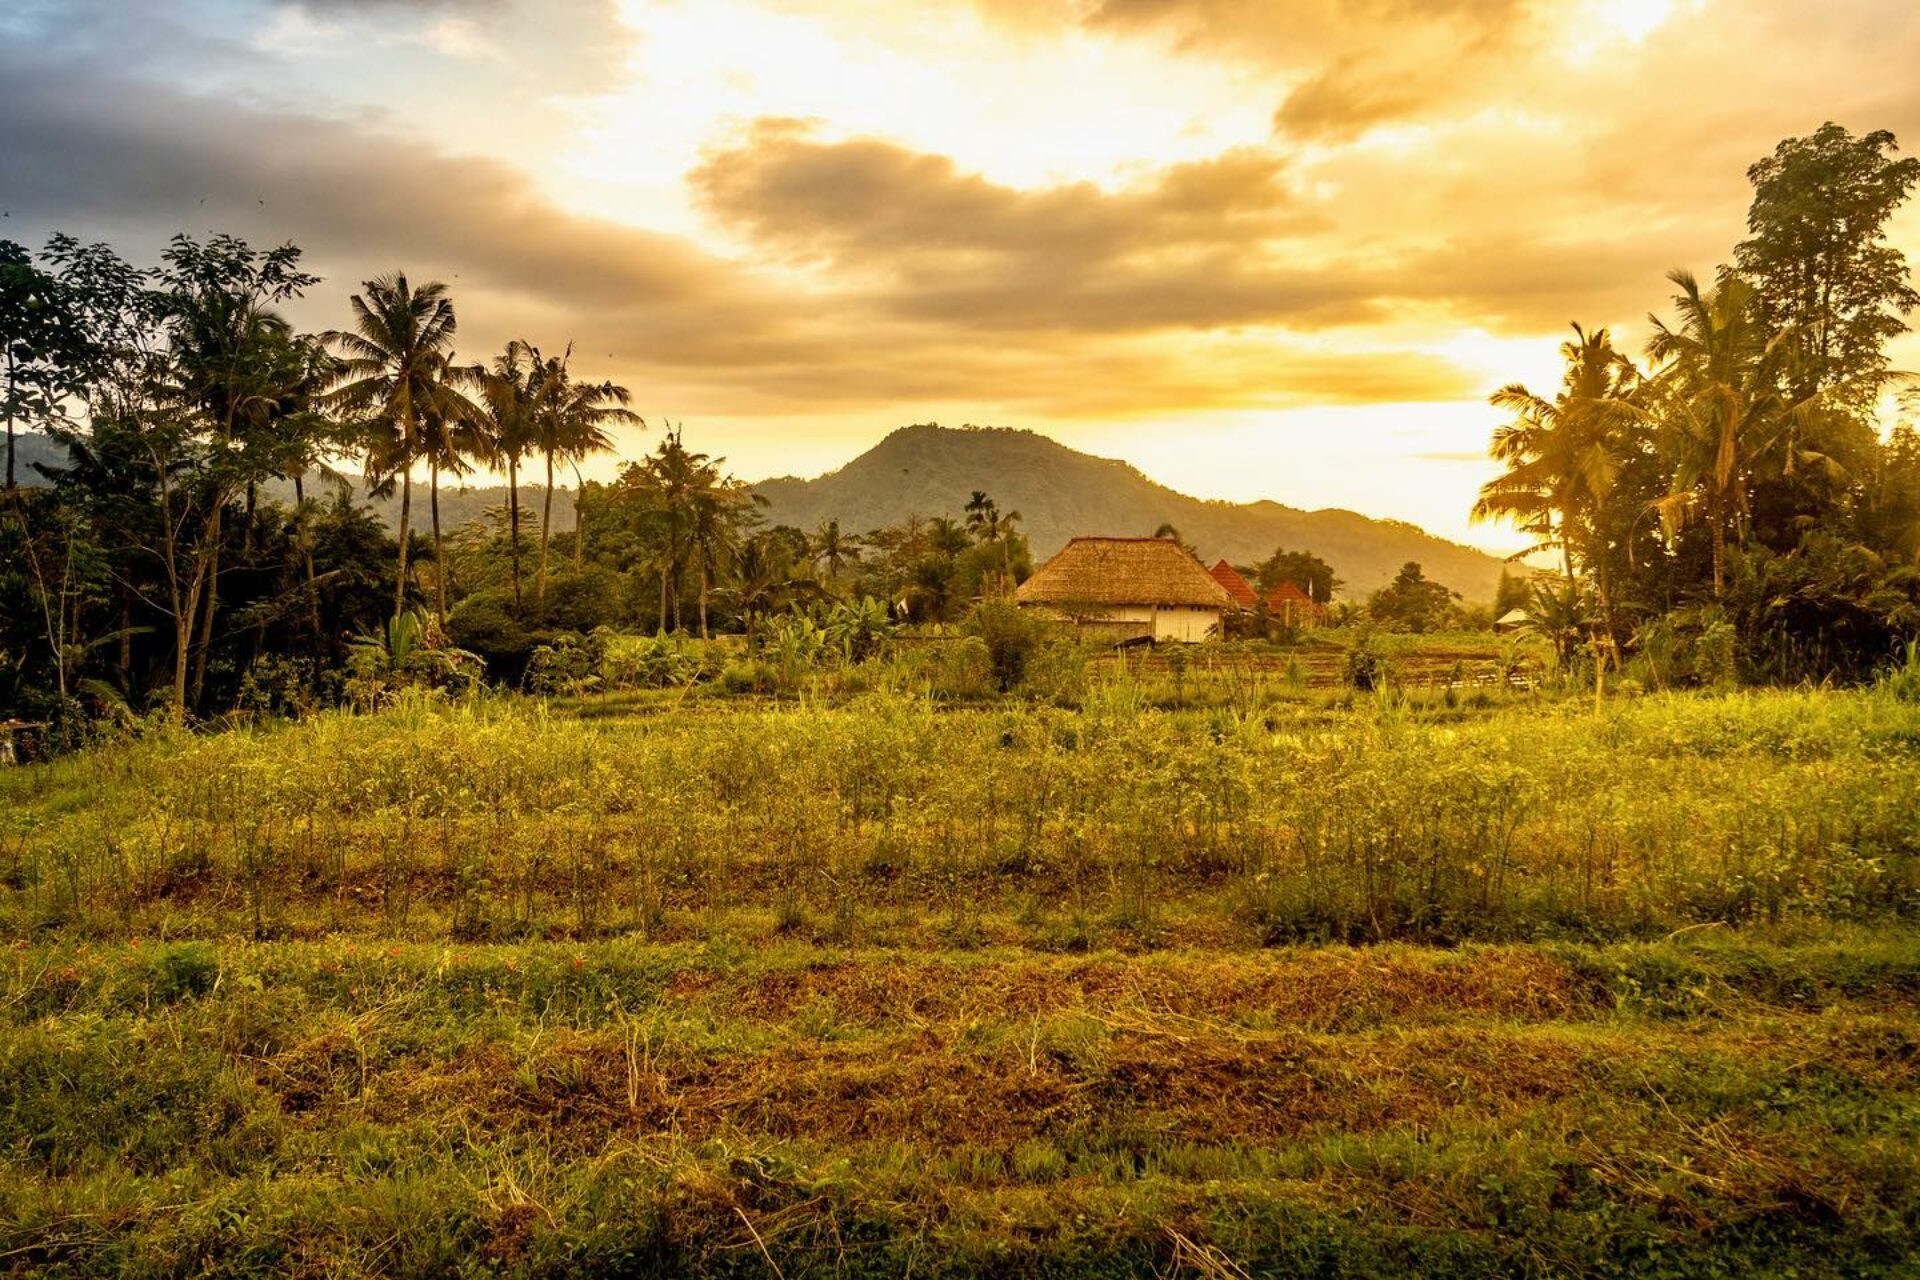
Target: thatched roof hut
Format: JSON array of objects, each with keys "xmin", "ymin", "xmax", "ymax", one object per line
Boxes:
[{"xmin": 1016, "ymin": 537, "xmax": 1231, "ymax": 642}]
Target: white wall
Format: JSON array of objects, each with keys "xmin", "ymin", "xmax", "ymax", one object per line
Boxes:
[
  {"xmin": 1151, "ymin": 607, "xmax": 1221, "ymax": 643},
  {"xmin": 1022, "ymin": 603, "xmax": 1221, "ymax": 642}
]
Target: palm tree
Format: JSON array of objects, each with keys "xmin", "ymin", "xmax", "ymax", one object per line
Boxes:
[
  {"xmin": 965, "ymin": 496, "xmax": 1024, "ymax": 593},
  {"xmin": 926, "ymin": 515, "xmax": 970, "ymax": 557},
  {"xmin": 526, "ymin": 344, "xmax": 640, "ymax": 604},
  {"xmin": 324, "ymin": 274, "xmax": 466, "ymax": 621},
  {"xmin": 477, "ymin": 340, "xmax": 539, "ymax": 610},
  {"xmin": 964, "ymin": 490, "xmax": 996, "ymax": 542},
  {"xmin": 1473, "ymin": 324, "xmax": 1642, "ymax": 629},
  {"xmin": 689, "ymin": 475, "xmax": 760, "ymax": 638},
  {"xmin": 811, "ymin": 518, "xmax": 861, "ymax": 580},
  {"xmin": 1643, "ymin": 270, "xmax": 1836, "ymax": 596},
  {"xmin": 414, "ymin": 353, "xmax": 490, "ymax": 623}
]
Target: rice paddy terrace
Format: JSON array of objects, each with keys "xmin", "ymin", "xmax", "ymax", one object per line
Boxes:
[{"xmin": 3, "ymin": 684, "xmax": 1918, "ymax": 1277}]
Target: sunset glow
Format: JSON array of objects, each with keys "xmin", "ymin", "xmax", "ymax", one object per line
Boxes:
[{"xmin": 7, "ymin": 0, "xmax": 1920, "ymax": 549}]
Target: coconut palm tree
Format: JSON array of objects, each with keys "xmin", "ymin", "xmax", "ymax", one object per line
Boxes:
[
  {"xmin": 1643, "ymin": 270, "xmax": 1837, "ymax": 596},
  {"xmin": 1473, "ymin": 324, "xmax": 1643, "ymax": 631},
  {"xmin": 689, "ymin": 475, "xmax": 760, "ymax": 638},
  {"xmin": 477, "ymin": 340, "xmax": 539, "ymax": 610},
  {"xmin": 526, "ymin": 344, "xmax": 640, "ymax": 604},
  {"xmin": 324, "ymin": 274, "xmax": 467, "ymax": 621},
  {"xmin": 414, "ymin": 354, "xmax": 490, "ymax": 623},
  {"xmin": 810, "ymin": 518, "xmax": 861, "ymax": 580}
]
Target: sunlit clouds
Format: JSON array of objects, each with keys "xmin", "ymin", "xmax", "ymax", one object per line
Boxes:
[{"xmin": 4, "ymin": 0, "xmax": 1920, "ymax": 547}]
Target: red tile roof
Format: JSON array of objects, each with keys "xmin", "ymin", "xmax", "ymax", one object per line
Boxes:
[
  {"xmin": 1266, "ymin": 581, "xmax": 1321, "ymax": 616},
  {"xmin": 1208, "ymin": 560, "xmax": 1259, "ymax": 609}
]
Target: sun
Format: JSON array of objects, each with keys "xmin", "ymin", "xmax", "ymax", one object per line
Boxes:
[{"xmin": 1594, "ymin": 0, "xmax": 1681, "ymax": 42}]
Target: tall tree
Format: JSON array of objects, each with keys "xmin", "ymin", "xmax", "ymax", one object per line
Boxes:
[
  {"xmin": 1645, "ymin": 270, "xmax": 1837, "ymax": 597},
  {"xmin": 324, "ymin": 273, "xmax": 465, "ymax": 622},
  {"xmin": 525, "ymin": 344, "xmax": 638, "ymax": 604},
  {"xmin": 0, "ymin": 241, "xmax": 82, "ymax": 493},
  {"xmin": 477, "ymin": 340, "xmax": 540, "ymax": 610},
  {"xmin": 163, "ymin": 236, "xmax": 324, "ymax": 705},
  {"xmin": 1473, "ymin": 324, "xmax": 1643, "ymax": 633},
  {"xmin": 1255, "ymin": 548, "xmax": 1340, "ymax": 605},
  {"xmin": 810, "ymin": 518, "xmax": 860, "ymax": 580},
  {"xmin": 1735, "ymin": 123, "xmax": 1920, "ymax": 407},
  {"xmin": 413, "ymin": 353, "xmax": 489, "ymax": 624}
]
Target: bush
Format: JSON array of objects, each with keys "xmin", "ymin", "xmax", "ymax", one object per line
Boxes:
[
  {"xmin": 536, "ymin": 569, "xmax": 620, "ymax": 633},
  {"xmin": 525, "ymin": 632, "xmax": 601, "ymax": 696},
  {"xmin": 446, "ymin": 590, "xmax": 535, "ymax": 672},
  {"xmin": 964, "ymin": 600, "xmax": 1045, "ymax": 691},
  {"xmin": 1881, "ymin": 640, "xmax": 1920, "ymax": 703},
  {"xmin": 1346, "ymin": 638, "xmax": 1386, "ymax": 691},
  {"xmin": 1695, "ymin": 619, "xmax": 1739, "ymax": 688}
]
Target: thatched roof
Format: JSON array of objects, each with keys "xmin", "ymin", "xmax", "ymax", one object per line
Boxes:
[
  {"xmin": 1208, "ymin": 560, "xmax": 1259, "ymax": 609},
  {"xmin": 1017, "ymin": 537, "xmax": 1233, "ymax": 609}
]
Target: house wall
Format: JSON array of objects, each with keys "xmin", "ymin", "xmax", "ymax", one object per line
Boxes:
[
  {"xmin": 1021, "ymin": 603, "xmax": 1221, "ymax": 642},
  {"xmin": 1151, "ymin": 607, "xmax": 1221, "ymax": 642}
]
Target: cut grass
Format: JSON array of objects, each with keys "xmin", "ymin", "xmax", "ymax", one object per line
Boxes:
[
  {"xmin": 2, "ymin": 930, "xmax": 1918, "ymax": 1276},
  {"xmin": 4, "ymin": 686, "xmax": 1919, "ymax": 1274}
]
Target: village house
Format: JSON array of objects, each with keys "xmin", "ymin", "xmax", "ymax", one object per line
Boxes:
[
  {"xmin": 1016, "ymin": 536, "xmax": 1231, "ymax": 642},
  {"xmin": 1209, "ymin": 560, "xmax": 1325, "ymax": 629},
  {"xmin": 1265, "ymin": 580, "xmax": 1324, "ymax": 628}
]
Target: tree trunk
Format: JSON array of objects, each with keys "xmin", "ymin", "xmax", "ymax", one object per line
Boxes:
[
  {"xmin": 4, "ymin": 349, "xmax": 15, "ymax": 491},
  {"xmin": 1710, "ymin": 517, "xmax": 1726, "ymax": 599},
  {"xmin": 394, "ymin": 467, "xmax": 412, "ymax": 622},
  {"xmin": 508, "ymin": 456, "xmax": 522, "ymax": 611},
  {"xmin": 659, "ymin": 566, "xmax": 669, "ymax": 633},
  {"xmin": 190, "ymin": 504, "xmax": 222, "ymax": 710},
  {"xmin": 698, "ymin": 559, "xmax": 710, "ymax": 640},
  {"xmin": 572, "ymin": 462, "xmax": 586, "ymax": 569},
  {"xmin": 537, "ymin": 452, "xmax": 553, "ymax": 605},
  {"xmin": 117, "ymin": 586, "xmax": 132, "ymax": 690},
  {"xmin": 430, "ymin": 458, "xmax": 447, "ymax": 624},
  {"xmin": 294, "ymin": 475, "xmax": 322, "ymax": 644}
]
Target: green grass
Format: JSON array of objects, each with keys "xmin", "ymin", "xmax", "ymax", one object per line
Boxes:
[
  {"xmin": 3, "ymin": 682, "xmax": 1919, "ymax": 1274},
  {"xmin": 2, "ymin": 931, "xmax": 1918, "ymax": 1276}
]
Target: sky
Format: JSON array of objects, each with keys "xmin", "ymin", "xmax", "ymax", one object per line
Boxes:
[{"xmin": 5, "ymin": 0, "xmax": 1920, "ymax": 551}]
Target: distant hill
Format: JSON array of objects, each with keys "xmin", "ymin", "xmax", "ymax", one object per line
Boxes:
[
  {"xmin": 9, "ymin": 430, "xmax": 576, "ymax": 533},
  {"xmin": 753, "ymin": 425, "xmax": 1509, "ymax": 600},
  {"xmin": 12, "ymin": 425, "xmax": 1510, "ymax": 599}
]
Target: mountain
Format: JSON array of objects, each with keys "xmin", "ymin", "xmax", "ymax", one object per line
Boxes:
[{"xmin": 753, "ymin": 424, "xmax": 1510, "ymax": 599}]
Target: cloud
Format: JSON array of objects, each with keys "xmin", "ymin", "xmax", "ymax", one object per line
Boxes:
[
  {"xmin": 1272, "ymin": 58, "xmax": 1447, "ymax": 142},
  {"xmin": 691, "ymin": 122, "xmax": 1380, "ymax": 332}
]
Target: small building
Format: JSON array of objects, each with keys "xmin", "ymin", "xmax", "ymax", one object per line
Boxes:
[
  {"xmin": 1494, "ymin": 608, "xmax": 1532, "ymax": 634},
  {"xmin": 1208, "ymin": 560, "xmax": 1260, "ymax": 610},
  {"xmin": 1266, "ymin": 580, "xmax": 1325, "ymax": 628},
  {"xmin": 1017, "ymin": 536, "xmax": 1231, "ymax": 642}
]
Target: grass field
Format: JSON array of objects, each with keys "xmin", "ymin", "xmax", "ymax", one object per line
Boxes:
[{"xmin": 4, "ymin": 679, "xmax": 1919, "ymax": 1275}]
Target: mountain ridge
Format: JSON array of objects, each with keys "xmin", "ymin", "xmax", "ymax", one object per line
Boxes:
[{"xmin": 751, "ymin": 424, "xmax": 1509, "ymax": 599}]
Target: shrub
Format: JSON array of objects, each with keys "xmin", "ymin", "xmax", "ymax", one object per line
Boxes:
[
  {"xmin": 446, "ymin": 590, "xmax": 535, "ymax": 672},
  {"xmin": 965, "ymin": 600, "xmax": 1044, "ymax": 691},
  {"xmin": 1881, "ymin": 640, "xmax": 1920, "ymax": 703},
  {"xmin": 1346, "ymin": 638, "xmax": 1386, "ymax": 691},
  {"xmin": 1695, "ymin": 619, "xmax": 1739, "ymax": 688},
  {"xmin": 537, "ymin": 569, "xmax": 620, "ymax": 633}
]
